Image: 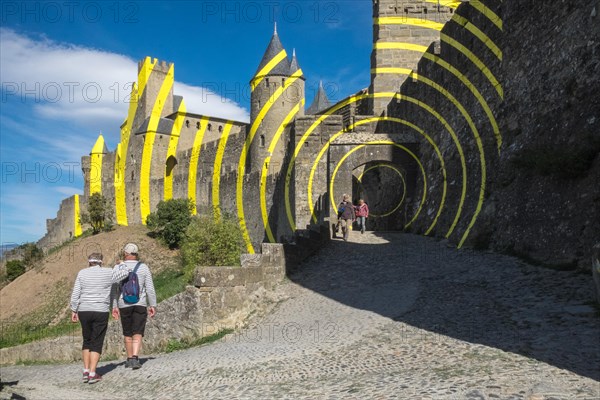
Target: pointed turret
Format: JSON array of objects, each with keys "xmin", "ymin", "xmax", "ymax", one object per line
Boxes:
[
  {"xmin": 252, "ymin": 24, "xmax": 290, "ymax": 83},
  {"xmin": 88, "ymin": 133, "xmax": 107, "ymax": 196},
  {"xmin": 90, "ymin": 133, "xmax": 108, "ymax": 155},
  {"xmin": 289, "ymin": 48, "xmax": 300, "ymax": 75},
  {"xmin": 307, "ymin": 81, "xmax": 331, "ymax": 114},
  {"xmin": 249, "ymin": 26, "xmax": 305, "ymax": 174}
]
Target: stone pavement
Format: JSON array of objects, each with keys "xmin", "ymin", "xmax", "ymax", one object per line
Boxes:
[{"xmin": 1, "ymin": 232, "xmax": 599, "ymax": 399}]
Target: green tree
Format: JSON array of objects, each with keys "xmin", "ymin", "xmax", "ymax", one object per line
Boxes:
[
  {"xmin": 82, "ymin": 193, "xmax": 112, "ymax": 234},
  {"xmin": 146, "ymin": 199, "xmax": 194, "ymax": 249},
  {"xmin": 6, "ymin": 260, "xmax": 26, "ymax": 281},
  {"xmin": 180, "ymin": 214, "xmax": 243, "ymax": 281}
]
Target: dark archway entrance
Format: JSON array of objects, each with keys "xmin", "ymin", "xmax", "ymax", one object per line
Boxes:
[
  {"xmin": 352, "ymin": 162, "xmax": 408, "ymax": 231},
  {"xmin": 328, "ymin": 133, "xmax": 419, "ymax": 233}
]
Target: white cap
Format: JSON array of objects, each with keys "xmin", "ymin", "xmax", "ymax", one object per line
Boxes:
[{"xmin": 123, "ymin": 243, "xmax": 139, "ymax": 254}]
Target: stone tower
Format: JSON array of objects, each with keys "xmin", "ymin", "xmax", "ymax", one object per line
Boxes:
[
  {"xmin": 125, "ymin": 57, "xmax": 175, "ymax": 225},
  {"xmin": 249, "ymin": 26, "xmax": 305, "ymax": 174},
  {"xmin": 369, "ymin": 0, "xmax": 454, "ymax": 115},
  {"xmin": 132, "ymin": 57, "xmax": 175, "ymax": 134}
]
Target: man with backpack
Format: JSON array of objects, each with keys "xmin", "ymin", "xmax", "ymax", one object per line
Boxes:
[
  {"xmin": 70, "ymin": 253, "xmax": 117, "ymax": 384},
  {"xmin": 112, "ymin": 243, "xmax": 157, "ymax": 370}
]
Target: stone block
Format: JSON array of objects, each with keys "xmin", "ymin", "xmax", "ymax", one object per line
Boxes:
[{"xmin": 194, "ymin": 266, "xmax": 247, "ymax": 287}]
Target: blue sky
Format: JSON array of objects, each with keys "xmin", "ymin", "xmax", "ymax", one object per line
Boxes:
[{"xmin": 0, "ymin": 0, "xmax": 372, "ymax": 245}]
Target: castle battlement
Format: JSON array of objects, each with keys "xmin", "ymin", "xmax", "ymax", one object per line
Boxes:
[{"xmin": 137, "ymin": 57, "xmax": 173, "ymax": 73}]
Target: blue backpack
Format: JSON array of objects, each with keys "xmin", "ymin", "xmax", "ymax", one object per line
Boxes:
[{"xmin": 121, "ymin": 262, "xmax": 142, "ymax": 304}]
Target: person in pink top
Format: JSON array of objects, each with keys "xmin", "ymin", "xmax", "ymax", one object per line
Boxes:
[{"xmin": 354, "ymin": 199, "xmax": 369, "ymax": 234}]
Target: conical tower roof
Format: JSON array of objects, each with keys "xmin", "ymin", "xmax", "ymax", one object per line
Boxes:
[
  {"xmin": 253, "ymin": 24, "xmax": 290, "ymax": 79},
  {"xmin": 307, "ymin": 81, "xmax": 331, "ymax": 114},
  {"xmin": 90, "ymin": 133, "xmax": 108, "ymax": 154},
  {"xmin": 289, "ymin": 48, "xmax": 300, "ymax": 75}
]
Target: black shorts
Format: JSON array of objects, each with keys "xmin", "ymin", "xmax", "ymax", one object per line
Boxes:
[
  {"xmin": 78, "ymin": 311, "xmax": 109, "ymax": 354},
  {"xmin": 119, "ymin": 306, "xmax": 148, "ymax": 337}
]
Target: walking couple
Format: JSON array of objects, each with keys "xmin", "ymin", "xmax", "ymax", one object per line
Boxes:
[
  {"xmin": 336, "ymin": 194, "xmax": 369, "ymax": 241},
  {"xmin": 69, "ymin": 243, "xmax": 157, "ymax": 383}
]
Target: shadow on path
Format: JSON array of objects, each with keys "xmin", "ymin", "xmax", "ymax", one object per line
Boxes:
[{"xmin": 288, "ymin": 231, "xmax": 600, "ymax": 381}]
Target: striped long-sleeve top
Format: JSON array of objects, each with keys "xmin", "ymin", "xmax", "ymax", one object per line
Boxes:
[
  {"xmin": 70, "ymin": 266, "xmax": 116, "ymax": 313},
  {"xmin": 112, "ymin": 260, "xmax": 157, "ymax": 309}
]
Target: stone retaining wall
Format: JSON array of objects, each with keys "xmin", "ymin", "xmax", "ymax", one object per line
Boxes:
[{"xmin": 0, "ymin": 244, "xmax": 286, "ymax": 365}]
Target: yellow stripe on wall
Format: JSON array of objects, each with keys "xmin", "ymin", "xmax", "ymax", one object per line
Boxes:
[
  {"xmin": 260, "ymin": 99, "xmax": 303, "ymax": 242},
  {"xmin": 374, "ymin": 42, "xmax": 428, "ymax": 52},
  {"xmin": 371, "ymin": 67, "xmax": 415, "ymax": 75},
  {"xmin": 451, "ymin": 14, "xmax": 502, "ymax": 60},
  {"xmin": 74, "ymin": 194, "xmax": 82, "ymax": 237},
  {"xmin": 164, "ymin": 99, "xmax": 187, "ymax": 200},
  {"xmin": 374, "ymin": 17, "xmax": 444, "ymax": 31},
  {"xmin": 470, "ymin": 0, "xmax": 502, "ymax": 30},
  {"xmin": 329, "ymin": 141, "xmax": 428, "ymax": 229},
  {"xmin": 211, "ymin": 121, "xmax": 234, "ymax": 221},
  {"xmin": 375, "ymin": 43, "xmax": 502, "ymax": 149},
  {"xmin": 440, "ymin": 33, "xmax": 503, "ymax": 98},
  {"xmin": 188, "ymin": 116, "xmax": 210, "ymax": 215},
  {"xmin": 89, "ymin": 134, "xmax": 105, "ymax": 195},
  {"xmin": 140, "ymin": 64, "xmax": 174, "ymax": 224},
  {"xmin": 423, "ymin": 0, "xmax": 463, "ymax": 8},
  {"xmin": 115, "ymin": 57, "xmax": 157, "ymax": 226},
  {"xmin": 237, "ymin": 68, "xmax": 304, "ymax": 253}
]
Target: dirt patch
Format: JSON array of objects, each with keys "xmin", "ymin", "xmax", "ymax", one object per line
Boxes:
[{"xmin": 0, "ymin": 225, "xmax": 178, "ymax": 322}]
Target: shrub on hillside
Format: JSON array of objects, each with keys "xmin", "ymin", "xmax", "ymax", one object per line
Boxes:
[
  {"xmin": 6, "ymin": 260, "xmax": 26, "ymax": 281},
  {"xmin": 180, "ymin": 214, "xmax": 243, "ymax": 281},
  {"xmin": 146, "ymin": 199, "xmax": 194, "ymax": 249},
  {"xmin": 18, "ymin": 242, "xmax": 43, "ymax": 267}
]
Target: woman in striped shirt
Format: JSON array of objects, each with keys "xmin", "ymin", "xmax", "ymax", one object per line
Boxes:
[{"xmin": 70, "ymin": 252, "xmax": 117, "ymax": 384}]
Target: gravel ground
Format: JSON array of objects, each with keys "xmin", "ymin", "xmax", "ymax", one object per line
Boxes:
[{"xmin": 1, "ymin": 232, "xmax": 599, "ymax": 399}]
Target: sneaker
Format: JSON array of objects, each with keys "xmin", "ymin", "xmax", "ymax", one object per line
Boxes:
[
  {"xmin": 131, "ymin": 357, "xmax": 142, "ymax": 370},
  {"xmin": 88, "ymin": 373, "xmax": 102, "ymax": 384},
  {"xmin": 82, "ymin": 371, "xmax": 89, "ymax": 383},
  {"xmin": 124, "ymin": 358, "xmax": 133, "ymax": 368}
]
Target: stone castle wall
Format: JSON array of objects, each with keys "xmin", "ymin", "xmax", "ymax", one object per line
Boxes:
[{"xmin": 390, "ymin": 0, "xmax": 599, "ymax": 266}]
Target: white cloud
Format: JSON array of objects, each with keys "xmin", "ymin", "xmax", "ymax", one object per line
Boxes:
[{"xmin": 0, "ymin": 28, "xmax": 249, "ymax": 131}]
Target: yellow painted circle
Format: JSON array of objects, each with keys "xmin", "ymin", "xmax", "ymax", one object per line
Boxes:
[{"xmin": 356, "ymin": 163, "xmax": 407, "ymax": 218}]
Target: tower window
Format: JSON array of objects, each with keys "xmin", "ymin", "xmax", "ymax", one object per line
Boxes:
[
  {"xmin": 218, "ymin": 125, "xmax": 223, "ymax": 133},
  {"xmin": 260, "ymin": 135, "xmax": 265, "ymax": 147},
  {"xmin": 266, "ymin": 78, "xmax": 270, "ymax": 87},
  {"xmin": 196, "ymin": 121, "xmax": 200, "ymax": 129},
  {"xmin": 208, "ymin": 123, "xmax": 212, "ymax": 131},
  {"xmin": 282, "ymin": 78, "xmax": 285, "ymax": 86},
  {"xmin": 185, "ymin": 120, "xmax": 190, "ymax": 128}
]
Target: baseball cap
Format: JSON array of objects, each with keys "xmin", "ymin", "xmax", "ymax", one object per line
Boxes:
[{"xmin": 123, "ymin": 243, "xmax": 139, "ymax": 254}]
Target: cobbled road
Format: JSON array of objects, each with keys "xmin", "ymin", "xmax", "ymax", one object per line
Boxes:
[{"xmin": 2, "ymin": 232, "xmax": 599, "ymax": 399}]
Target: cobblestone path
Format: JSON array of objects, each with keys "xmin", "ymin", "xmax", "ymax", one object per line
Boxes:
[{"xmin": 2, "ymin": 232, "xmax": 599, "ymax": 399}]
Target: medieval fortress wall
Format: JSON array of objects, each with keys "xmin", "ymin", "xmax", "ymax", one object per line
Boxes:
[{"xmin": 39, "ymin": 0, "xmax": 599, "ymax": 267}]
